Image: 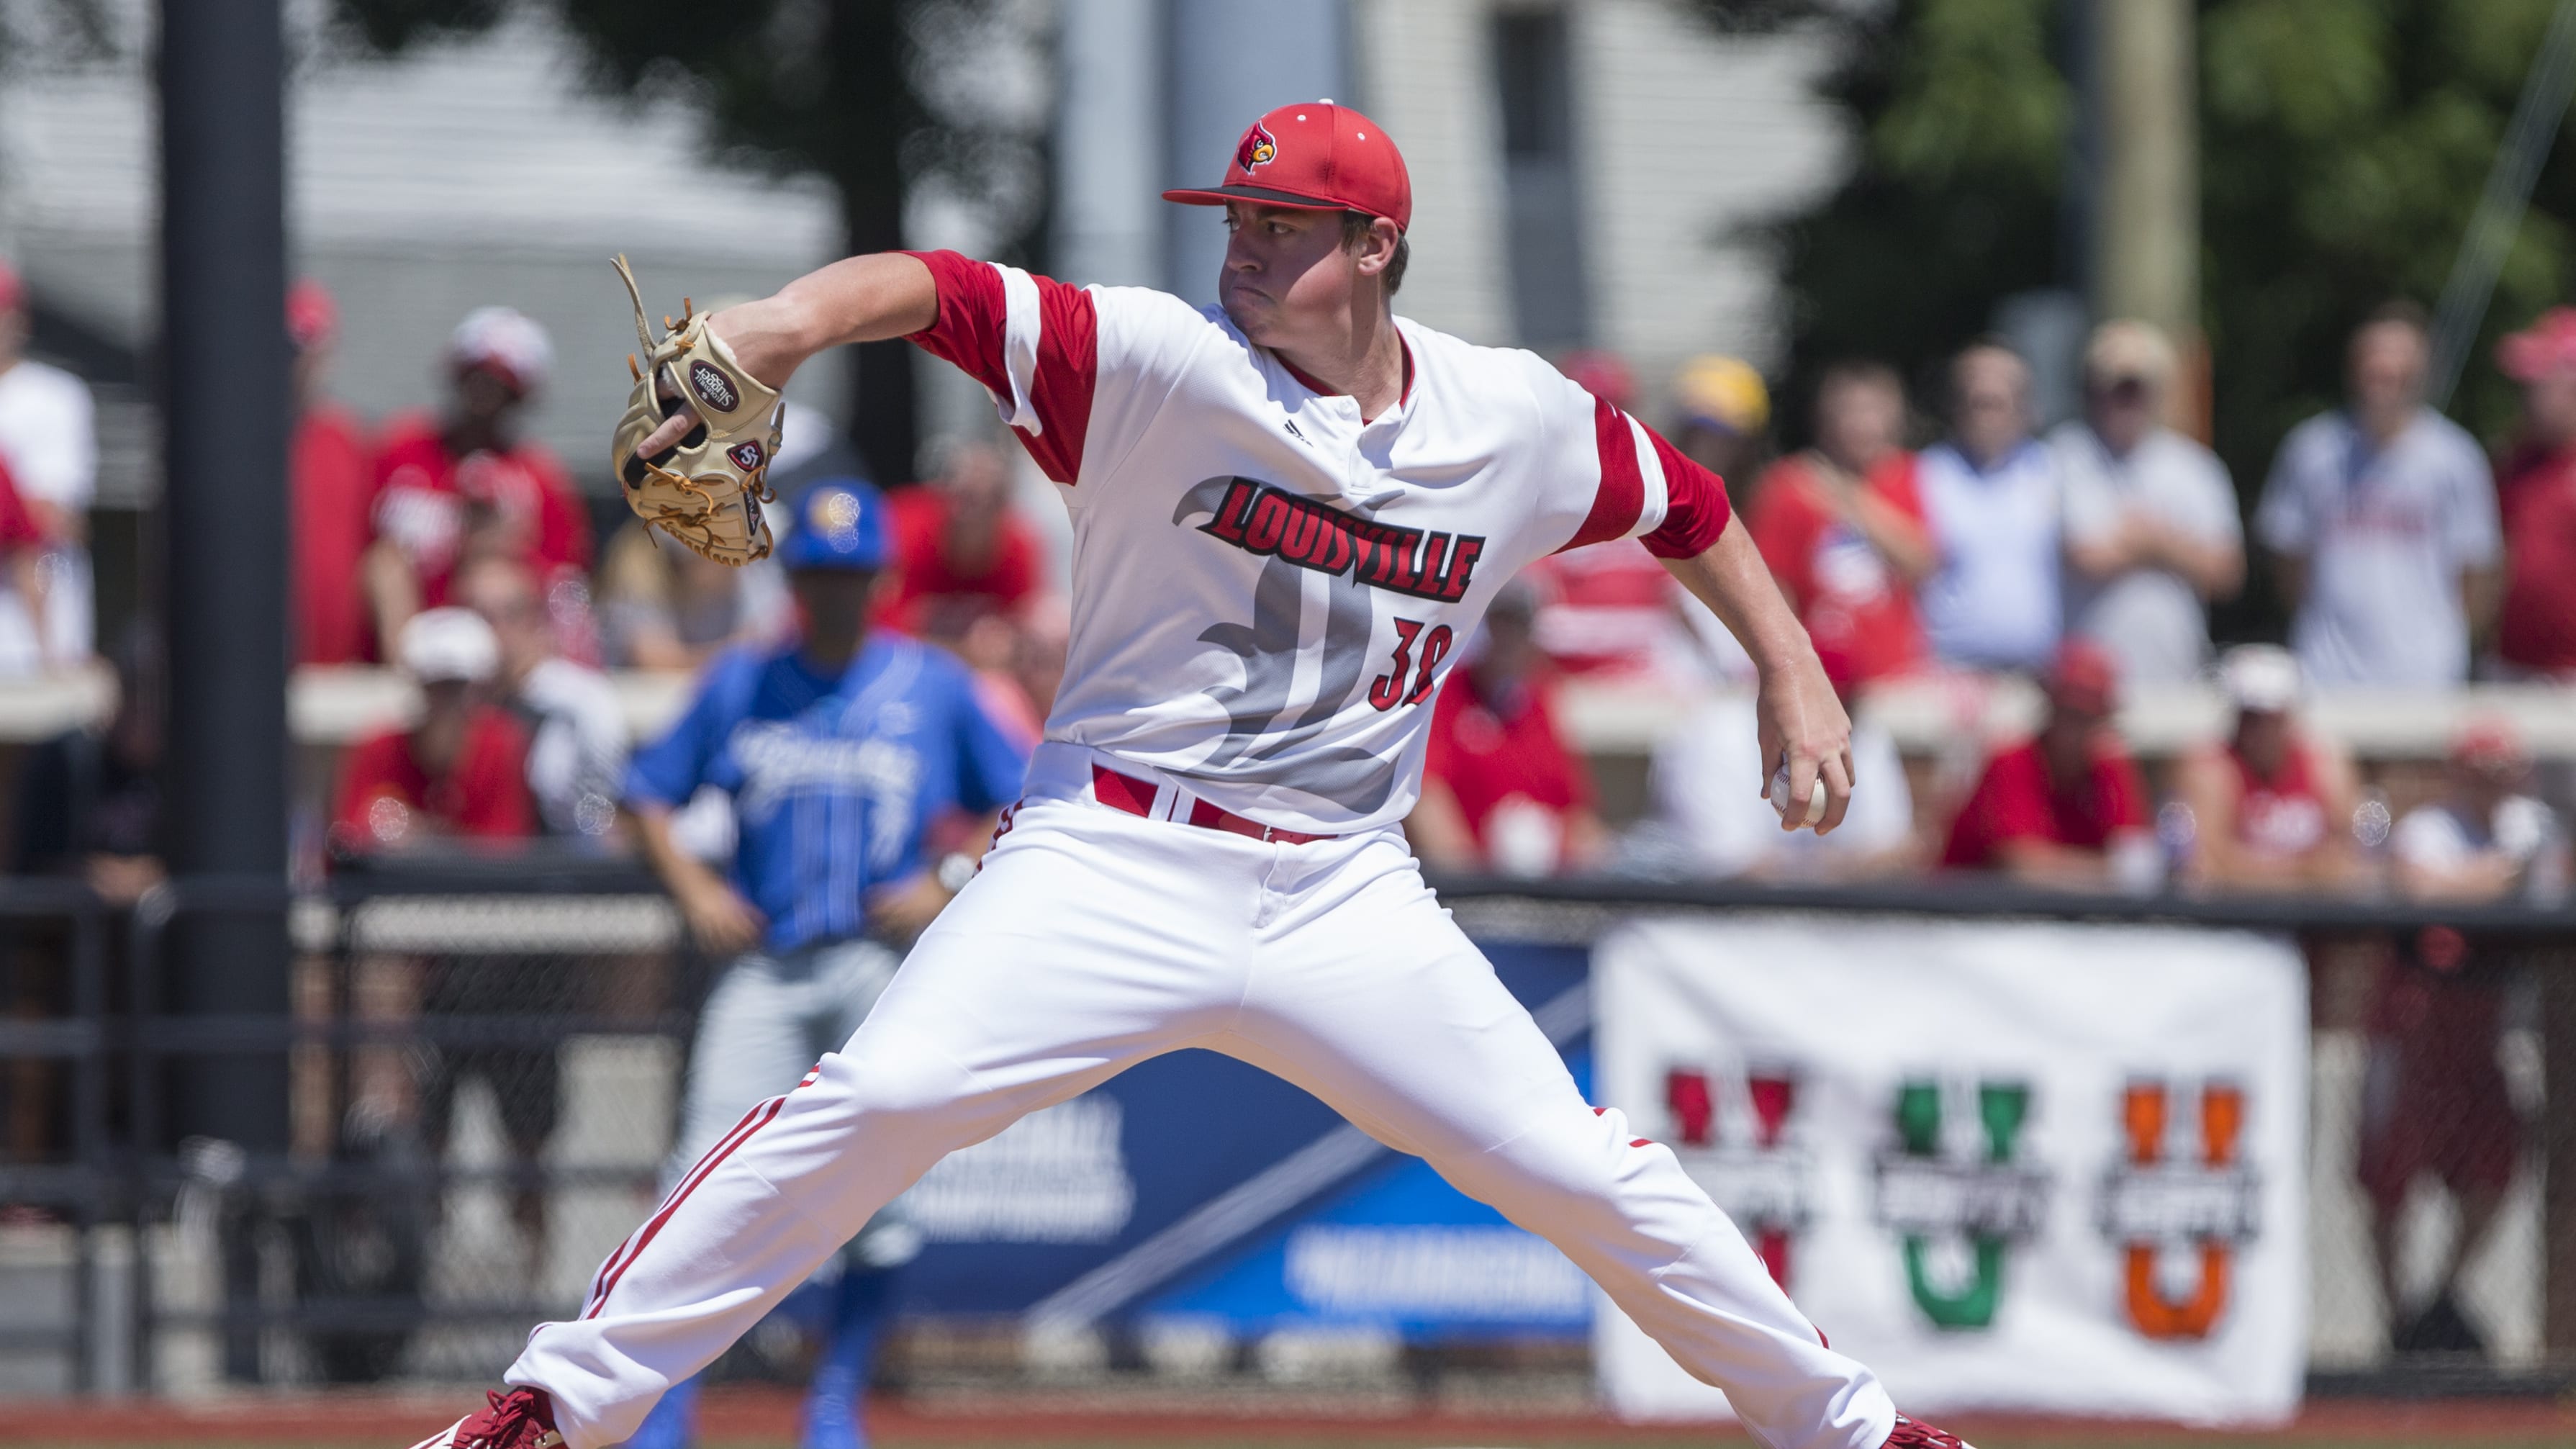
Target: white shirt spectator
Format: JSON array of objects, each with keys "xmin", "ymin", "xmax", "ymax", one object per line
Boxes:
[
  {"xmin": 1918, "ymin": 438, "xmax": 2062, "ymax": 670},
  {"xmin": 1639, "ymin": 692, "xmax": 1912, "ymax": 877},
  {"xmin": 511, "ymin": 656, "xmax": 631, "ymax": 841},
  {"xmin": 2392, "ymin": 795, "xmax": 2569, "ymax": 906},
  {"xmin": 2256, "ymin": 407, "xmax": 2500, "ymax": 687},
  {"xmin": 0, "ymin": 357, "xmax": 96, "ymax": 672},
  {"xmin": 2051, "ymin": 420, "xmax": 2242, "ymax": 685}
]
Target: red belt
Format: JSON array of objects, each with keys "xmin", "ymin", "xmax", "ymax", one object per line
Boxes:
[{"xmin": 1090, "ymin": 764, "xmax": 1339, "ymax": 845}]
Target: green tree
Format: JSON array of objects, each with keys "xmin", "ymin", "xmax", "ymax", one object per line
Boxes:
[
  {"xmin": 1694, "ymin": 0, "xmax": 2576, "ymax": 636},
  {"xmin": 335, "ymin": 0, "xmax": 1045, "ymax": 486}
]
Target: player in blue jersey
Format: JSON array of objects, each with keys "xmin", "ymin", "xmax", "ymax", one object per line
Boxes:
[{"xmin": 620, "ymin": 479, "xmax": 1029, "ymax": 1449}]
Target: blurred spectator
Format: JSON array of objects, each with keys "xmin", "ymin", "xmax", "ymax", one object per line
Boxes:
[
  {"xmin": 1668, "ymin": 353, "xmax": 1771, "ymax": 482},
  {"xmin": 2053, "ymin": 320, "xmax": 2243, "ymax": 685},
  {"xmin": 2490, "ymin": 307, "xmax": 2576, "ymax": 679},
  {"xmin": 2256, "ymin": 303, "xmax": 2500, "ymax": 687},
  {"xmin": 2172, "ymin": 645, "xmax": 2360, "ymax": 893},
  {"xmin": 598, "ymin": 520, "xmax": 792, "ymax": 671},
  {"xmin": 2359, "ymin": 717, "xmax": 2568, "ymax": 1358},
  {"xmin": 1525, "ymin": 354, "xmax": 1762, "ymax": 685},
  {"xmin": 0, "ymin": 259, "xmax": 99, "ymax": 674},
  {"xmin": 1939, "ymin": 639, "xmax": 2155, "ymax": 888},
  {"xmin": 458, "ymin": 555, "xmax": 628, "ymax": 845},
  {"xmin": 4, "ymin": 628, "xmax": 158, "ymax": 1170},
  {"xmin": 2392, "ymin": 718, "xmax": 2569, "ymax": 906},
  {"xmin": 1919, "ymin": 340, "xmax": 2061, "ymax": 672},
  {"xmin": 333, "ymin": 607, "xmax": 535, "ymax": 855},
  {"xmin": 0, "ymin": 457, "xmax": 49, "ymax": 647},
  {"xmin": 289, "ymin": 279, "xmax": 380, "ymax": 665},
  {"xmin": 884, "ymin": 438, "xmax": 1046, "ymax": 637},
  {"xmin": 365, "ymin": 307, "xmax": 592, "ymax": 655},
  {"xmin": 1637, "ymin": 640, "xmax": 1917, "ymax": 880},
  {"xmin": 1411, "ymin": 581, "xmax": 1607, "ymax": 876},
  {"xmin": 13, "ymin": 626, "xmax": 163, "ymax": 900},
  {"xmin": 1749, "ymin": 360, "xmax": 1933, "ymax": 686}
]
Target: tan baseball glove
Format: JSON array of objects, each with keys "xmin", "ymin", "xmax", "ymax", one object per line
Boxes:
[{"xmin": 610, "ymin": 254, "xmax": 783, "ymax": 566}]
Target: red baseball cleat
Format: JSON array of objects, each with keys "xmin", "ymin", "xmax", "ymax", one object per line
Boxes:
[
  {"xmin": 406, "ymin": 1387, "xmax": 565, "ymax": 1449},
  {"xmin": 1883, "ymin": 1413, "xmax": 1976, "ymax": 1449}
]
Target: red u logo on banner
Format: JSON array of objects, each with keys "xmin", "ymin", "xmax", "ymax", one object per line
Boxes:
[
  {"xmin": 2118, "ymin": 1080, "xmax": 2244, "ymax": 1340},
  {"xmin": 1665, "ymin": 1067, "xmax": 1807, "ymax": 1290}
]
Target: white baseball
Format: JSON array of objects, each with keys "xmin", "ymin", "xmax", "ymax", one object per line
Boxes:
[{"xmin": 1769, "ymin": 764, "xmax": 1828, "ymax": 830}]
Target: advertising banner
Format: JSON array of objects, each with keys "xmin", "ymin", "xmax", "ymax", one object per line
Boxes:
[
  {"xmin": 903, "ymin": 942, "xmax": 1594, "ymax": 1335},
  {"xmin": 1593, "ymin": 915, "xmax": 2308, "ymax": 1425}
]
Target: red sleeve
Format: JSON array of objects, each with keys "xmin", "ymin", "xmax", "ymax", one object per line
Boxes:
[
  {"xmin": 1536, "ymin": 688, "xmax": 1596, "ymax": 811},
  {"xmin": 1942, "ymin": 746, "xmax": 2051, "ymax": 867},
  {"xmin": 0, "ymin": 459, "xmax": 40, "ymax": 551},
  {"xmin": 455, "ymin": 713, "xmax": 535, "ymax": 839},
  {"xmin": 1746, "ymin": 462, "xmax": 1814, "ymax": 602},
  {"xmin": 901, "ymin": 250, "xmax": 1097, "ymax": 486},
  {"xmin": 532, "ymin": 451, "xmax": 593, "ymax": 576},
  {"xmin": 1639, "ymin": 423, "xmax": 1732, "ymax": 559},
  {"xmin": 1565, "ymin": 400, "xmax": 1734, "ymax": 556},
  {"xmin": 334, "ymin": 733, "xmax": 407, "ymax": 840},
  {"xmin": 1874, "ymin": 451, "xmax": 1926, "ymax": 523},
  {"xmin": 2099, "ymin": 752, "xmax": 2151, "ymax": 833}
]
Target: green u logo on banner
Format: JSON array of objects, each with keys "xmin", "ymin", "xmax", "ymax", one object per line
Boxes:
[{"xmin": 1877, "ymin": 1080, "xmax": 2048, "ymax": 1332}]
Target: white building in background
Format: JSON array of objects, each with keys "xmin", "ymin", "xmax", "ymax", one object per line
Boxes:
[
  {"xmin": 1059, "ymin": 0, "xmax": 1848, "ymax": 428},
  {"xmin": 0, "ymin": 0, "xmax": 1845, "ymax": 509},
  {"xmin": 0, "ymin": 5, "xmax": 854, "ymax": 507}
]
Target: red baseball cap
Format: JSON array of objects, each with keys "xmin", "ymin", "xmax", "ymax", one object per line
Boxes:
[
  {"xmin": 2041, "ymin": 638, "xmax": 2122, "ymax": 718},
  {"xmin": 2450, "ymin": 715, "xmax": 2531, "ymax": 778},
  {"xmin": 1163, "ymin": 100, "xmax": 1411, "ymax": 232},
  {"xmin": 2499, "ymin": 307, "xmax": 2576, "ymax": 381},
  {"xmin": 286, "ymin": 278, "xmax": 339, "ymax": 351}
]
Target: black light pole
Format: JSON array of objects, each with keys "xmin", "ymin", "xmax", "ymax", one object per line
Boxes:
[{"xmin": 158, "ymin": 0, "xmax": 290, "ymax": 1381}]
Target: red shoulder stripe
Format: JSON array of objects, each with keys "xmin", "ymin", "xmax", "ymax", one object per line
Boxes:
[
  {"xmin": 901, "ymin": 250, "xmax": 1097, "ymax": 485},
  {"xmin": 1562, "ymin": 397, "xmax": 1645, "ymax": 553}
]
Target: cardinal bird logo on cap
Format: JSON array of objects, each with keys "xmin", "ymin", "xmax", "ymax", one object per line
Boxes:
[{"xmin": 1236, "ymin": 121, "xmax": 1278, "ymax": 172}]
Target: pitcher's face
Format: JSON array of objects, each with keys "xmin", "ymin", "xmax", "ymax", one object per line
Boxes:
[{"xmin": 1219, "ymin": 202, "xmax": 1365, "ymax": 349}]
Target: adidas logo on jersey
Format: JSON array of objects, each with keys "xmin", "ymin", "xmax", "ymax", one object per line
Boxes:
[{"xmin": 1195, "ymin": 475, "xmax": 1486, "ymax": 604}]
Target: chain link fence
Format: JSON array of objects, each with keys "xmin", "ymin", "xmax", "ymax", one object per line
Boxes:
[{"xmin": 0, "ymin": 869, "xmax": 2570, "ymax": 1399}]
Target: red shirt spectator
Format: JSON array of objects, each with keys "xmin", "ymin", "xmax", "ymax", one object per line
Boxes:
[
  {"xmin": 1940, "ymin": 736, "xmax": 2148, "ymax": 870},
  {"xmin": 884, "ymin": 485, "xmax": 1042, "ymax": 631},
  {"xmin": 295, "ymin": 404, "xmax": 376, "ymax": 664},
  {"xmin": 1422, "ymin": 666, "xmax": 1597, "ymax": 874},
  {"xmin": 2493, "ymin": 441, "xmax": 2576, "ymax": 674},
  {"xmin": 1414, "ymin": 584, "xmax": 1606, "ymax": 876},
  {"xmin": 371, "ymin": 411, "xmax": 592, "ymax": 612},
  {"xmin": 881, "ymin": 441, "xmax": 1046, "ymax": 636},
  {"xmin": 0, "ymin": 453, "xmax": 43, "ymax": 552},
  {"xmin": 1750, "ymin": 448, "xmax": 1931, "ymax": 684},
  {"xmin": 335, "ymin": 706, "xmax": 535, "ymax": 850},
  {"xmin": 1939, "ymin": 640, "xmax": 2151, "ymax": 882}
]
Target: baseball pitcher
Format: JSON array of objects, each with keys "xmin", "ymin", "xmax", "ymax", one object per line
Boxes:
[{"xmin": 416, "ymin": 103, "xmax": 1964, "ymax": 1449}]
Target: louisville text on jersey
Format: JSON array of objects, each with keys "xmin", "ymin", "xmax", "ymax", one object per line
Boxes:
[{"xmin": 1196, "ymin": 476, "xmax": 1486, "ymax": 604}]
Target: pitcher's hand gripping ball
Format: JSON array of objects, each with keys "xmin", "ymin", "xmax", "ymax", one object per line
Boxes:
[
  {"xmin": 610, "ymin": 255, "xmax": 783, "ymax": 565},
  {"xmin": 1770, "ymin": 759, "xmax": 1830, "ymax": 831}
]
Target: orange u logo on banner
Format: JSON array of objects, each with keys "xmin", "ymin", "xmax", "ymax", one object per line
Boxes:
[{"xmin": 2118, "ymin": 1081, "xmax": 2243, "ymax": 1340}]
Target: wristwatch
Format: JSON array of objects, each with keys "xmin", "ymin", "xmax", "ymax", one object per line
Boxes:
[{"xmin": 935, "ymin": 851, "xmax": 978, "ymax": 894}]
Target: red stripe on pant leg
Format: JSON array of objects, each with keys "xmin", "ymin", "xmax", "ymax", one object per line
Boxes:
[
  {"xmin": 584, "ymin": 1096, "xmax": 787, "ymax": 1319},
  {"xmin": 582, "ymin": 1094, "xmax": 785, "ymax": 1315}
]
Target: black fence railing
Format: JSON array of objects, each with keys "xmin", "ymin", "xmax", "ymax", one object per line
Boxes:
[{"xmin": 0, "ymin": 867, "xmax": 2569, "ymax": 1396}]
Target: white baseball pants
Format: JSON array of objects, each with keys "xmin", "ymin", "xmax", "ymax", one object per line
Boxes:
[
  {"xmin": 510, "ymin": 751, "xmax": 1895, "ymax": 1449},
  {"xmin": 666, "ymin": 937, "xmax": 916, "ymax": 1268}
]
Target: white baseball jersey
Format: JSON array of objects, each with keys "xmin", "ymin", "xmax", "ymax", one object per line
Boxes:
[{"xmin": 903, "ymin": 250, "xmax": 1730, "ymax": 834}]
